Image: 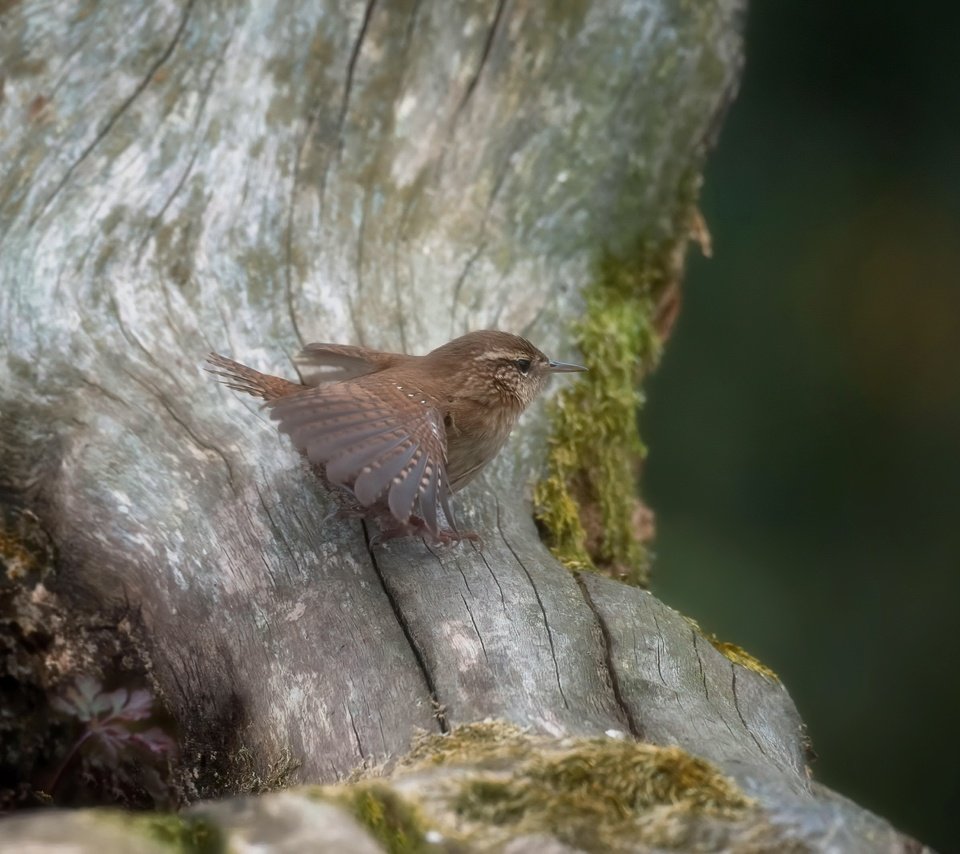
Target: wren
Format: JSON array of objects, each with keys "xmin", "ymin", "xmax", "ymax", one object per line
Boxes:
[{"xmin": 206, "ymin": 330, "xmax": 585, "ymax": 543}]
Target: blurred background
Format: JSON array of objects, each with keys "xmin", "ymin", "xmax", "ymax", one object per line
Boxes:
[{"xmin": 644, "ymin": 3, "xmax": 959, "ymax": 850}]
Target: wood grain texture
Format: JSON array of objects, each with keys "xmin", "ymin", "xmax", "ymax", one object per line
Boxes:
[{"xmin": 0, "ymin": 0, "xmax": 925, "ymax": 849}]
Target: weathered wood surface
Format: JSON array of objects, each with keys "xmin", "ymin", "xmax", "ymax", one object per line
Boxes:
[{"xmin": 0, "ymin": 0, "xmax": 924, "ymax": 850}]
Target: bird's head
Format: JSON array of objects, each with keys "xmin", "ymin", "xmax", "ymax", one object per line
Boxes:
[{"xmin": 425, "ymin": 330, "xmax": 586, "ymax": 411}]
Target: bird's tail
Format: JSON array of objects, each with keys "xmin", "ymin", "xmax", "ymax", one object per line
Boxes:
[{"xmin": 205, "ymin": 353, "xmax": 302, "ymax": 402}]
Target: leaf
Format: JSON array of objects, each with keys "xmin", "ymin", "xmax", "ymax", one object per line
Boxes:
[
  {"xmin": 75, "ymin": 675, "xmax": 101, "ymax": 704},
  {"xmin": 91, "ymin": 725, "xmax": 127, "ymax": 762},
  {"xmin": 52, "ymin": 679, "xmax": 102, "ymax": 721},
  {"xmin": 104, "ymin": 688, "xmax": 130, "ymax": 718},
  {"xmin": 132, "ymin": 728, "xmax": 177, "ymax": 756},
  {"xmin": 75, "ymin": 676, "xmax": 113, "ymax": 716},
  {"xmin": 54, "ymin": 677, "xmax": 158, "ymax": 726},
  {"xmin": 50, "ymin": 695, "xmax": 80, "ymax": 717},
  {"xmin": 118, "ymin": 689, "xmax": 154, "ymax": 721}
]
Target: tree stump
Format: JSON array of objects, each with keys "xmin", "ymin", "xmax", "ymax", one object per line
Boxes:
[{"xmin": 0, "ymin": 0, "xmax": 926, "ymax": 850}]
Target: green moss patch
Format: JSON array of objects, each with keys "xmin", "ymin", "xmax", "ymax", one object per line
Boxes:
[
  {"xmin": 102, "ymin": 723, "xmax": 763, "ymax": 853},
  {"xmin": 394, "ymin": 722, "xmax": 756, "ymax": 852},
  {"xmin": 402, "ymin": 721, "xmax": 535, "ymax": 770},
  {"xmin": 685, "ymin": 617, "xmax": 780, "ymax": 682},
  {"xmin": 709, "ymin": 641, "xmax": 780, "ymax": 683},
  {"xmin": 452, "ymin": 734, "xmax": 752, "ymax": 852},
  {"xmin": 330, "ymin": 783, "xmax": 438, "ymax": 854},
  {"xmin": 116, "ymin": 813, "xmax": 224, "ymax": 853},
  {"xmin": 534, "ymin": 242, "xmax": 669, "ymax": 587}
]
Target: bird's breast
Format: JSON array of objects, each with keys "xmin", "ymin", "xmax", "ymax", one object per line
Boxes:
[{"xmin": 443, "ymin": 403, "xmax": 520, "ymax": 491}]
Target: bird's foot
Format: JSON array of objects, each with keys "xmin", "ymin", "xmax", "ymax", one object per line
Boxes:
[
  {"xmin": 406, "ymin": 514, "xmax": 483, "ymax": 548},
  {"xmin": 369, "ymin": 515, "xmax": 483, "ymax": 549},
  {"xmin": 322, "ymin": 505, "xmax": 366, "ymax": 525},
  {"xmin": 430, "ymin": 529, "xmax": 483, "ymax": 551}
]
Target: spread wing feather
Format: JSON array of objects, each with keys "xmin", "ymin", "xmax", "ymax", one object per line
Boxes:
[
  {"xmin": 295, "ymin": 420, "xmax": 398, "ymax": 462},
  {"xmin": 389, "ymin": 451, "xmax": 428, "ymax": 524},
  {"xmin": 267, "ymin": 382, "xmax": 454, "ymax": 533},
  {"xmin": 295, "ymin": 344, "xmax": 409, "ymax": 385},
  {"xmin": 352, "ymin": 442, "xmax": 418, "ymax": 505},
  {"xmin": 324, "ymin": 431, "xmax": 411, "ymax": 486},
  {"xmin": 419, "ymin": 461, "xmax": 439, "ymax": 535}
]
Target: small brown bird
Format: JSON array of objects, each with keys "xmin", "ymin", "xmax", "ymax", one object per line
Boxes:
[{"xmin": 207, "ymin": 330, "xmax": 585, "ymax": 543}]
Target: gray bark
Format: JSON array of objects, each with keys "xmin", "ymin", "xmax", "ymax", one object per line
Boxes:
[{"xmin": 0, "ymin": 0, "xmax": 924, "ymax": 850}]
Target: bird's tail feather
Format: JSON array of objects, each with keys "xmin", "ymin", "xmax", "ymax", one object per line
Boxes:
[{"xmin": 205, "ymin": 353, "xmax": 302, "ymax": 402}]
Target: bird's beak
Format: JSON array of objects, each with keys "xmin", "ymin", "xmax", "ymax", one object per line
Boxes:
[{"xmin": 547, "ymin": 359, "xmax": 587, "ymax": 373}]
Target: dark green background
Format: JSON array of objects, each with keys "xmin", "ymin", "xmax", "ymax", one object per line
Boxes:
[{"xmin": 644, "ymin": 4, "xmax": 959, "ymax": 850}]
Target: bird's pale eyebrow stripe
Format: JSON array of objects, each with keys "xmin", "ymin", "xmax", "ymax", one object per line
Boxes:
[{"xmin": 476, "ymin": 350, "xmax": 530, "ymax": 361}]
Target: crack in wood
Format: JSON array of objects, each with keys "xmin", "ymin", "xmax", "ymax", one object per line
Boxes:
[
  {"xmin": 444, "ymin": 22, "xmax": 524, "ymax": 333},
  {"xmin": 731, "ymin": 662, "xmax": 769, "ymax": 759},
  {"xmin": 679, "ymin": 623, "xmax": 745, "ymax": 742},
  {"xmin": 284, "ymin": 169, "xmax": 307, "ymax": 351},
  {"xmin": 446, "ymin": 140, "xmax": 518, "ymax": 332},
  {"xmin": 0, "ymin": 5, "xmax": 153, "ymax": 231},
  {"xmin": 460, "ymin": 591, "xmax": 489, "ymax": 665},
  {"xmin": 347, "ymin": 705, "xmax": 367, "ymax": 760},
  {"xmin": 108, "ymin": 294, "xmax": 181, "ymax": 388},
  {"xmin": 430, "ymin": 0, "xmax": 513, "ymax": 207},
  {"xmin": 455, "ymin": 560, "xmax": 474, "ymax": 596},
  {"xmin": 489, "ymin": 267, "xmax": 513, "ymax": 328},
  {"xmin": 119, "ymin": 363, "xmax": 240, "ymax": 494},
  {"xmin": 426, "ymin": 541, "xmax": 473, "ymax": 595},
  {"xmin": 51, "ymin": 18, "xmax": 106, "ymax": 97},
  {"xmin": 691, "ymin": 628, "xmax": 710, "ymax": 700},
  {"xmin": 389, "ymin": 235, "xmax": 410, "ymax": 354},
  {"xmin": 337, "ymin": 0, "xmax": 379, "ymax": 152},
  {"xmin": 361, "ymin": 520, "xmax": 447, "ymax": 733},
  {"xmin": 350, "ymin": 183, "xmax": 373, "ymax": 347},
  {"xmin": 651, "ymin": 611, "xmax": 669, "ymax": 687},
  {"xmin": 651, "ymin": 610, "xmax": 684, "ymax": 708},
  {"xmin": 494, "ymin": 497, "xmax": 568, "ymax": 710},
  {"xmin": 253, "ymin": 483, "xmax": 304, "ymax": 585},
  {"xmin": 284, "ymin": 13, "xmax": 347, "ymax": 348},
  {"xmin": 575, "ymin": 574, "xmax": 642, "ymax": 739},
  {"xmin": 285, "ymin": 112, "xmax": 310, "ymax": 350},
  {"xmin": 76, "ymin": 375, "xmax": 131, "ymax": 409},
  {"xmin": 313, "ymin": 0, "xmax": 388, "ymax": 296},
  {"xmin": 475, "ymin": 545, "xmax": 506, "ymax": 608},
  {"xmin": 519, "ymin": 300, "xmax": 548, "ymax": 340},
  {"xmin": 137, "ymin": 14, "xmax": 237, "ymax": 264},
  {"xmin": 31, "ymin": 0, "xmax": 198, "ymax": 228},
  {"xmin": 383, "ymin": 2, "xmax": 427, "ymax": 355},
  {"xmin": 376, "ymin": 710, "xmax": 387, "ymax": 754},
  {"xmin": 454, "ymin": 0, "xmax": 509, "ymax": 122},
  {"xmin": 448, "ymin": 240, "xmax": 487, "ymax": 338}
]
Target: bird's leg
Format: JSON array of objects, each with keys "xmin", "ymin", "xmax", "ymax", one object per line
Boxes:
[
  {"xmin": 369, "ymin": 514, "xmax": 483, "ymax": 549},
  {"xmin": 411, "ymin": 515, "xmax": 483, "ymax": 548},
  {"xmin": 436, "ymin": 528, "xmax": 484, "ymax": 549},
  {"xmin": 323, "ymin": 506, "xmax": 367, "ymax": 524}
]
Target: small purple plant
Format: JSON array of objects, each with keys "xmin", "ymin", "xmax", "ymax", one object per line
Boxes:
[{"xmin": 48, "ymin": 675, "xmax": 176, "ymax": 796}]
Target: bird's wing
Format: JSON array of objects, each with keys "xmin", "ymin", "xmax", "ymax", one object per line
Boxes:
[
  {"xmin": 267, "ymin": 382, "xmax": 455, "ymax": 534},
  {"xmin": 294, "ymin": 343, "xmax": 409, "ymax": 385}
]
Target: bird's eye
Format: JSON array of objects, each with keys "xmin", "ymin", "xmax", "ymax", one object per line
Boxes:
[{"xmin": 515, "ymin": 358, "xmax": 532, "ymax": 374}]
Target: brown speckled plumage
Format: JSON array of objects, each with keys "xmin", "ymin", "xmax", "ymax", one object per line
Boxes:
[{"xmin": 206, "ymin": 330, "xmax": 585, "ymax": 543}]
